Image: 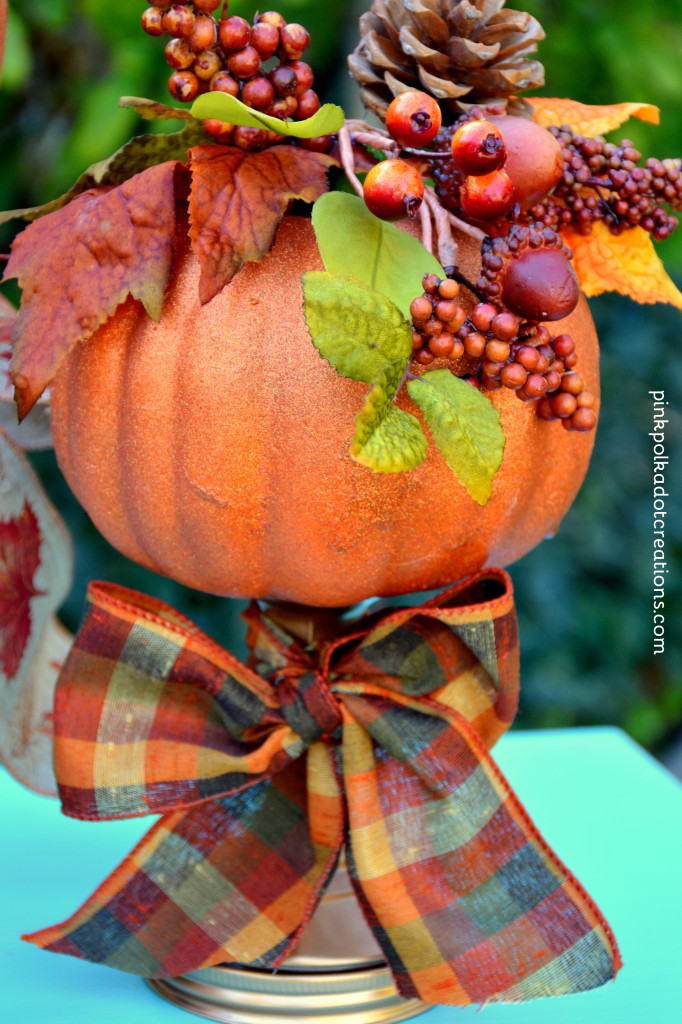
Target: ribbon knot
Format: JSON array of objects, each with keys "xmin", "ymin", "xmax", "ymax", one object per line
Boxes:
[{"xmin": 25, "ymin": 570, "xmax": 619, "ymax": 1006}]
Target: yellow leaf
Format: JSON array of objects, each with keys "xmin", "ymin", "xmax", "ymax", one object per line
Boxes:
[
  {"xmin": 528, "ymin": 97, "xmax": 659, "ymax": 136},
  {"xmin": 562, "ymin": 222, "xmax": 682, "ymax": 310}
]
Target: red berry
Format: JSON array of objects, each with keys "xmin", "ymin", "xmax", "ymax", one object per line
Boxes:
[
  {"xmin": 257, "ymin": 11, "xmax": 287, "ymax": 31},
  {"xmin": 412, "ymin": 329, "xmax": 424, "ymax": 350},
  {"xmin": 570, "ymin": 408, "xmax": 598, "ymax": 432},
  {"xmin": 239, "ymin": 76, "xmax": 275, "ymax": 111},
  {"xmin": 490, "ymin": 311, "xmax": 520, "ymax": 341},
  {"xmin": 460, "ymin": 169, "xmax": 514, "ymax": 222},
  {"xmin": 251, "ymin": 22, "xmax": 280, "ymax": 58},
  {"xmin": 522, "ymin": 373, "xmax": 548, "ymax": 399},
  {"xmin": 299, "ymin": 135, "xmax": 333, "ymax": 153},
  {"xmin": 471, "ymin": 303, "xmax": 498, "ymax": 331},
  {"xmin": 189, "ymin": 15, "xmax": 217, "ymax": 52},
  {"xmin": 551, "ymin": 392, "xmax": 578, "ymax": 418},
  {"xmin": 435, "ymin": 299, "xmax": 458, "ymax": 322},
  {"xmin": 422, "ymin": 274, "xmax": 440, "ymax": 294},
  {"xmin": 163, "ymin": 5, "xmax": 195, "ymax": 38},
  {"xmin": 288, "ymin": 60, "xmax": 315, "ymax": 97},
  {"xmin": 552, "ymin": 333, "xmax": 576, "ymax": 358},
  {"xmin": 363, "ymin": 159, "xmax": 424, "ymax": 221},
  {"xmin": 485, "ymin": 339, "xmax": 511, "ymax": 363},
  {"xmin": 543, "ymin": 368, "xmax": 562, "ymax": 392},
  {"xmin": 534, "ymin": 351, "xmax": 550, "ymax": 375},
  {"xmin": 500, "ymin": 362, "xmax": 528, "ymax": 390},
  {"xmin": 410, "ymin": 295, "xmax": 433, "ymax": 321},
  {"xmin": 423, "ymin": 317, "xmax": 442, "ymax": 337},
  {"xmin": 296, "ymin": 89, "xmax": 320, "ymax": 120},
  {"xmin": 168, "ymin": 69, "xmax": 200, "ymax": 102},
  {"xmin": 233, "ymin": 126, "xmax": 281, "ymax": 150},
  {"xmin": 429, "ymin": 333, "xmax": 455, "ymax": 358},
  {"xmin": 269, "ymin": 64, "xmax": 298, "ymax": 97},
  {"xmin": 203, "ymin": 119, "xmax": 235, "ymax": 143},
  {"xmin": 209, "ymin": 71, "xmax": 240, "ymax": 96},
  {"xmin": 560, "ymin": 372, "xmax": 584, "ymax": 395},
  {"xmin": 194, "ymin": 49, "xmax": 222, "ymax": 81},
  {"xmin": 415, "ymin": 347, "xmax": 435, "ymax": 365},
  {"xmin": 576, "ymin": 391, "xmax": 596, "ymax": 408},
  {"xmin": 444, "ymin": 307, "xmax": 467, "ymax": 332},
  {"xmin": 219, "ymin": 16, "xmax": 250, "ymax": 51},
  {"xmin": 280, "ymin": 23, "xmax": 310, "ymax": 59},
  {"xmin": 141, "ymin": 8, "xmax": 165, "ymax": 36},
  {"xmin": 165, "ymin": 38, "xmax": 194, "ymax": 70},
  {"xmin": 537, "ymin": 397, "xmax": 557, "ymax": 420},
  {"xmin": 437, "ymin": 278, "xmax": 459, "ymax": 300},
  {"xmin": 227, "ymin": 46, "xmax": 261, "ymax": 80},
  {"xmin": 385, "ymin": 90, "xmax": 442, "ymax": 148},
  {"xmin": 481, "ymin": 375, "xmax": 502, "ymax": 391},
  {"xmin": 514, "ymin": 344, "xmax": 540, "ymax": 371},
  {"xmin": 193, "ymin": 0, "xmax": 221, "ymax": 11},
  {"xmin": 464, "ymin": 332, "xmax": 486, "ymax": 358},
  {"xmin": 450, "ymin": 119, "xmax": 506, "ymax": 176},
  {"xmin": 502, "ymin": 248, "xmax": 580, "ymax": 322}
]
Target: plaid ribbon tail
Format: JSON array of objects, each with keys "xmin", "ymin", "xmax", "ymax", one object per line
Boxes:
[
  {"xmin": 340, "ymin": 695, "xmax": 621, "ymax": 1005},
  {"xmin": 24, "ymin": 756, "xmax": 344, "ymax": 976}
]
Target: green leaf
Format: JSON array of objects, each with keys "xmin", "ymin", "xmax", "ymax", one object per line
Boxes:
[
  {"xmin": 407, "ymin": 370, "xmax": 505, "ymax": 505},
  {"xmin": 0, "ymin": 122, "xmax": 206, "ymax": 225},
  {"xmin": 311, "ymin": 192, "xmax": 444, "ymax": 318},
  {"xmin": 301, "ymin": 271, "xmax": 412, "ymax": 384},
  {"xmin": 352, "ymin": 369, "xmax": 427, "ymax": 473},
  {"xmin": 191, "ymin": 93, "xmax": 345, "ymax": 139}
]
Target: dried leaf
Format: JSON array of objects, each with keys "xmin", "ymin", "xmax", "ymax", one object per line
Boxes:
[
  {"xmin": 0, "ymin": 122, "xmax": 206, "ymax": 226},
  {"xmin": 118, "ymin": 95, "xmax": 195, "ymax": 121},
  {"xmin": 562, "ymin": 221, "xmax": 682, "ymax": 310},
  {"xmin": 528, "ymin": 97, "xmax": 660, "ymax": 136},
  {"xmin": 188, "ymin": 144, "xmax": 333, "ymax": 303},
  {"xmin": 4, "ymin": 161, "xmax": 179, "ymax": 417}
]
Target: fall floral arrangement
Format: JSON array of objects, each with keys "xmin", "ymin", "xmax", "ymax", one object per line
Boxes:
[{"xmin": 1, "ymin": 0, "xmax": 681, "ymax": 1015}]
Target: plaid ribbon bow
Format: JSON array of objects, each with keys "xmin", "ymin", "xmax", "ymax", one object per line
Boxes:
[{"xmin": 25, "ymin": 569, "xmax": 620, "ymax": 1006}]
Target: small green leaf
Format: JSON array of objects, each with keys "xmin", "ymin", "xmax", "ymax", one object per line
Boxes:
[
  {"xmin": 407, "ymin": 369, "xmax": 505, "ymax": 505},
  {"xmin": 191, "ymin": 93, "xmax": 345, "ymax": 139},
  {"xmin": 311, "ymin": 192, "xmax": 444, "ymax": 318},
  {"xmin": 0, "ymin": 122, "xmax": 206, "ymax": 225},
  {"xmin": 352, "ymin": 370, "xmax": 427, "ymax": 473},
  {"xmin": 301, "ymin": 271, "xmax": 412, "ymax": 384}
]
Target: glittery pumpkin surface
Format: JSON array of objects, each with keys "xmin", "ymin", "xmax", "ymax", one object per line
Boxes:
[{"xmin": 50, "ymin": 215, "xmax": 598, "ymax": 606}]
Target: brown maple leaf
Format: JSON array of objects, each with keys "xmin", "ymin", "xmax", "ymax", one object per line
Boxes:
[
  {"xmin": 188, "ymin": 144, "xmax": 334, "ymax": 304},
  {"xmin": 3, "ymin": 160, "xmax": 180, "ymax": 419},
  {"xmin": 0, "ymin": 501, "xmax": 43, "ymax": 680}
]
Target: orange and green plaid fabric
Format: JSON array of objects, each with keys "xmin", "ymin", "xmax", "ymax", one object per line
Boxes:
[{"xmin": 25, "ymin": 569, "xmax": 621, "ymax": 1005}]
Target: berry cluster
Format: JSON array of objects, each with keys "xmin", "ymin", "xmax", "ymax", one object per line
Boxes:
[
  {"xmin": 409, "ymin": 273, "xmax": 597, "ymax": 433},
  {"xmin": 141, "ymin": 3, "xmax": 327, "ymax": 151},
  {"xmin": 527, "ymin": 127, "xmax": 682, "ymax": 240},
  {"xmin": 477, "ymin": 223, "xmax": 579, "ymax": 323}
]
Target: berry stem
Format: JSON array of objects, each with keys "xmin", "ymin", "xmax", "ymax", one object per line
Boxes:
[
  {"xmin": 337, "ymin": 124, "xmax": 365, "ymax": 199},
  {"xmin": 401, "ymin": 148, "xmax": 451, "ymax": 158},
  {"xmin": 352, "ymin": 130, "xmax": 398, "ymax": 154},
  {"xmin": 419, "ymin": 197, "xmax": 433, "ymax": 255}
]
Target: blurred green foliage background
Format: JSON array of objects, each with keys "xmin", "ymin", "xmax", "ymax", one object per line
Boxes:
[{"xmin": 1, "ymin": 1, "xmax": 681, "ymax": 755}]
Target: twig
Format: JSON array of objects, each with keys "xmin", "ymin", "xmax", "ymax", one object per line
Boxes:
[
  {"xmin": 337, "ymin": 125, "xmax": 365, "ymax": 199},
  {"xmin": 401, "ymin": 148, "xmax": 451, "ymax": 158},
  {"xmin": 446, "ymin": 209, "xmax": 487, "ymax": 243},
  {"xmin": 352, "ymin": 130, "xmax": 396, "ymax": 155},
  {"xmin": 419, "ymin": 196, "xmax": 433, "ymax": 255},
  {"xmin": 424, "ymin": 188, "xmax": 458, "ymax": 269}
]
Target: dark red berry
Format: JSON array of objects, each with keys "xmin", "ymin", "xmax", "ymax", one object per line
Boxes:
[
  {"xmin": 460, "ymin": 169, "xmax": 514, "ymax": 222},
  {"xmin": 415, "ymin": 347, "xmax": 435, "ymax": 365},
  {"xmin": 464, "ymin": 332, "xmax": 486, "ymax": 358},
  {"xmin": 450, "ymin": 119, "xmax": 506, "ymax": 176},
  {"xmin": 537, "ymin": 397, "xmax": 558, "ymax": 420},
  {"xmin": 227, "ymin": 46, "xmax": 261, "ymax": 80},
  {"xmin": 165, "ymin": 38, "xmax": 194, "ymax": 70},
  {"xmin": 163, "ymin": 5, "xmax": 195, "ymax": 38},
  {"xmin": 502, "ymin": 248, "xmax": 580, "ymax": 322},
  {"xmin": 203, "ymin": 119, "xmax": 234, "ymax": 143},
  {"xmin": 490, "ymin": 311, "xmax": 520, "ymax": 341},
  {"xmin": 551, "ymin": 392, "xmax": 578, "ymax": 418},
  {"xmin": 429, "ymin": 333, "xmax": 455, "ymax": 357},
  {"xmin": 488, "ymin": 115, "xmax": 564, "ymax": 208},
  {"xmin": 515, "ymin": 345, "xmax": 540, "ymax": 371},
  {"xmin": 288, "ymin": 60, "xmax": 314, "ymax": 97},
  {"xmin": 482, "ymin": 360, "xmax": 504, "ymax": 379},
  {"xmin": 209, "ymin": 71, "xmax": 240, "ymax": 96},
  {"xmin": 280, "ymin": 23, "xmax": 310, "ymax": 58},
  {"xmin": 233, "ymin": 126, "xmax": 281, "ymax": 150},
  {"xmin": 422, "ymin": 274, "xmax": 440, "ymax": 293},
  {"xmin": 577, "ymin": 391, "xmax": 596, "ymax": 408},
  {"xmin": 241, "ymin": 76, "xmax": 276, "ymax": 111},
  {"xmin": 552, "ymin": 333, "xmax": 576, "ymax": 358},
  {"xmin": 189, "ymin": 15, "xmax": 217, "ymax": 52},
  {"xmin": 412, "ymin": 329, "xmax": 424, "ymax": 350},
  {"xmin": 194, "ymin": 49, "xmax": 222, "ymax": 80},
  {"xmin": 485, "ymin": 339, "xmax": 510, "ymax": 363},
  {"xmin": 386, "ymin": 90, "xmax": 442, "ymax": 147},
  {"xmin": 219, "ymin": 16, "xmax": 251, "ymax": 51},
  {"xmin": 500, "ymin": 362, "xmax": 528, "ymax": 389},
  {"xmin": 423, "ymin": 317, "xmax": 441, "ymax": 337},
  {"xmin": 570, "ymin": 408, "xmax": 598, "ymax": 432},
  {"xmin": 522, "ymin": 373, "xmax": 548, "ymax": 399},
  {"xmin": 363, "ymin": 159, "xmax": 424, "ymax": 221},
  {"xmin": 435, "ymin": 299, "xmax": 458, "ymax": 322},
  {"xmin": 299, "ymin": 135, "xmax": 333, "ymax": 153},
  {"xmin": 257, "ymin": 11, "xmax": 287, "ymax": 31},
  {"xmin": 560, "ymin": 372, "xmax": 584, "ymax": 395},
  {"xmin": 471, "ymin": 303, "xmax": 498, "ymax": 331},
  {"xmin": 269, "ymin": 64, "xmax": 298, "ymax": 97},
  {"xmin": 296, "ymin": 89, "xmax": 320, "ymax": 120},
  {"xmin": 194, "ymin": 0, "xmax": 221, "ymax": 11}
]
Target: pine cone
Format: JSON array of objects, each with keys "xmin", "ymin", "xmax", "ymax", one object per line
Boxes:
[{"xmin": 348, "ymin": 0, "xmax": 545, "ymax": 122}]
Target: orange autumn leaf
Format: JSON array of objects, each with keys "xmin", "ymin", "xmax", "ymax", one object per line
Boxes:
[
  {"xmin": 4, "ymin": 161, "xmax": 180, "ymax": 419},
  {"xmin": 527, "ymin": 97, "xmax": 659, "ymax": 136},
  {"xmin": 188, "ymin": 144, "xmax": 334, "ymax": 304},
  {"xmin": 563, "ymin": 221, "xmax": 682, "ymax": 310}
]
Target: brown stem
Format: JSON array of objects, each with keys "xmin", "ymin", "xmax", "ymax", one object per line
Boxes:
[
  {"xmin": 419, "ymin": 196, "xmax": 433, "ymax": 254},
  {"xmin": 401, "ymin": 148, "xmax": 451, "ymax": 159},
  {"xmin": 424, "ymin": 188, "xmax": 458, "ymax": 269},
  {"xmin": 337, "ymin": 125, "xmax": 365, "ymax": 199}
]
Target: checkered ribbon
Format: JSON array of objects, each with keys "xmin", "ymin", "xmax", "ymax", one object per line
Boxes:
[{"xmin": 24, "ymin": 569, "xmax": 620, "ymax": 1005}]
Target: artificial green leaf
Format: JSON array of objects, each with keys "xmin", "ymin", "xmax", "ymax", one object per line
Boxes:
[
  {"xmin": 119, "ymin": 96, "xmax": 195, "ymax": 121},
  {"xmin": 407, "ymin": 369, "xmax": 505, "ymax": 505},
  {"xmin": 311, "ymin": 192, "xmax": 444, "ymax": 318},
  {"xmin": 302, "ymin": 271, "xmax": 412, "ymax": 384},
  {"xmin": 191, "ymin": 92, "xmax": 345, "ymax": 139},
  {"xmin": 0, "ymin": 122, "xmax": 205, "ymax": 225},
  {"xmin": 352, "ymin": 368, "xmax": 427, "ymax": 473}
]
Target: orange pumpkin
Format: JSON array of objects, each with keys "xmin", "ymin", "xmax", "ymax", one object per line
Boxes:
[{"xmin": 50, "ymin": 214, "xmax": 599, "ymax": 607}]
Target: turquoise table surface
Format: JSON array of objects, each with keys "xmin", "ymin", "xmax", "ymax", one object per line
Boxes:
[{"xmin": 3, "ymin": 727, "xmax": 681, "ymax": 1024}]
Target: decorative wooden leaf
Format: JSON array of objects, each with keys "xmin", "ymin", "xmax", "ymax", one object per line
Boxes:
[
  {"xmin": 528, "ymin": 97, "xmax": 659, "ymax": 135},
  {"xmin": 407, "ymin": 370, "xmax": 505, "ymax": 505},
  {"xmin": 0, "ymin": 428, "xmax": 73, "ymax": 796},
  {"xmin": 352, "ymin": 372, "xmax": 427, "ymax": 472},
  {"xmin": 4, "ymin": 160, "xmax": 179, "ymax": 418},
  {"xmin": 0, "ymin": 122, "xmax": 206, "ymax": 226},
  {"xmin": 311, "ymin": 193, "xmax": 444, "ymax": 318},
  {"xmin": 192, "ymin": 92, "xmax": 345, "ymax": 139},
  {"xmin": 301, "ymin": 271, "xmax": 413, "ymax": 383},
  {"xmin": 563, "ymin": 221, "xmax": 682, "ymax": 309},
  {"xmin": 188, "ymin": 144, "xmax": 333, "ymax": 303}
]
